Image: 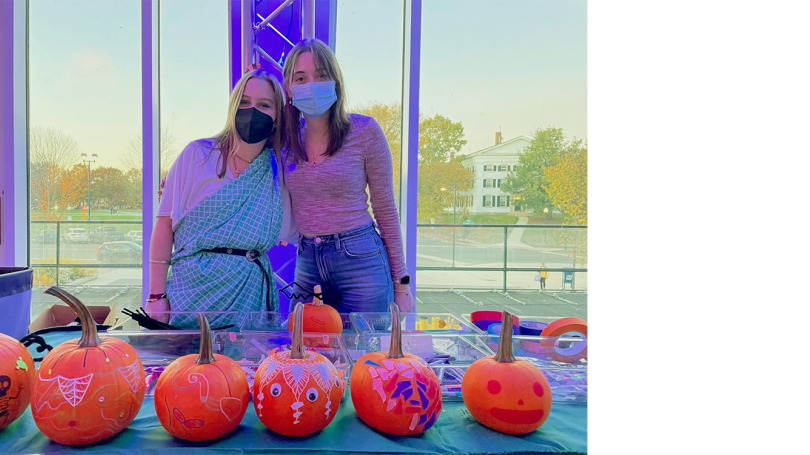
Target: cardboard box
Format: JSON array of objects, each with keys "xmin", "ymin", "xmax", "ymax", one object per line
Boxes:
[{"xmin": 29, "ymin": 304, "xmax": 117, "ymax": 333}]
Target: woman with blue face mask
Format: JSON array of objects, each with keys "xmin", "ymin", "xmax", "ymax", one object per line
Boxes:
[{"xmin": 281, "ymin": 39, "xmax": 414, "ymax": 314}]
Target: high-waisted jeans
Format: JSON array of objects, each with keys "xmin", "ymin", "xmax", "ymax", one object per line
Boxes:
[{"xmin": 291, "ymin": 223, "xmax": 394, "ymax": 313}]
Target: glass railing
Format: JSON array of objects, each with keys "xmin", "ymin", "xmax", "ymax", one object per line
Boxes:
[{"xmin": 30, "ymin": 221, "xmax": 587, "ymax": 293}]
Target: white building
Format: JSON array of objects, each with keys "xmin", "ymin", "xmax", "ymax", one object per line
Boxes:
[{"xmin": 458, "ymin": 133, "xmax": 530, "ymax": 214}]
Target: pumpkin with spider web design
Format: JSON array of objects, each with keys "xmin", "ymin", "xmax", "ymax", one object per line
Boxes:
[
  {"xmin": 154, "ymin": 314, "xmax": 249, "ymax": 441},
  {"xmin": 31, "ymin": 286, "xmax": 145, "ymax": 445}
]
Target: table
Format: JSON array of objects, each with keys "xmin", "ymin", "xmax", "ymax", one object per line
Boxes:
[{"xmin": 1, "ymin": 396, "xmax": 587, "ymax": 454}]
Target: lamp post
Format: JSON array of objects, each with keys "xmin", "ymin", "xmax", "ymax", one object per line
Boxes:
[
  {"xmin": 440, "ymin": 178, "xmax": 458, "ymax": 267},
  {"xmin": 80, "ymin": 153, "xmax": 97, "ymax": 220}
]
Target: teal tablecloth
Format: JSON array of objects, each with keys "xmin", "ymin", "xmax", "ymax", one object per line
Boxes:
[{"xmin": 0, "ymin": 395, "xmax": 587, "ymax": 454}]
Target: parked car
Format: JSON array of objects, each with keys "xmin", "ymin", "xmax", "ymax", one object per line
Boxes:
[
  {"xmin": 97, "ymin": 241, "xmax": 142, "ymax": 264},
  {"xmin": 63, "ymin": 228, "xmax": 89, "ymax": 244},
  {"xmin": 89, "ymin": 226, "xmax": 125, "ymax": 243},
  {"xmin": 37, "ymin": 230, "xmax": 57, "ymax": 244},
  {"xmin": 125, "ymin": 230, "xmax": 144, "ymax": 243}
]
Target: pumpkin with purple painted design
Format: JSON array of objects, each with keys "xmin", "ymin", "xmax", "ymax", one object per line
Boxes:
[{"xmin": 350, "ymin": 303, "xmax": 442, "ymax": 435}]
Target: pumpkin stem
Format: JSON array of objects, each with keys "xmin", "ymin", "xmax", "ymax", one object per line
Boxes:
[
  {"xmin": 44, "ymin": 285, "xmax": 101, "ymax": 348},
  {"xmin": 312, "ymin": 284, "xmax": 323, "ymax": 306},
  {"xmin": 493, "ymin": 310, "xmax": 516, "ymax": 363},
  {"xmin": 289, "ymin": 302, "xmax": 306, "ymax": 359},
  {"xmin": 196, "ymin": 313, "xmax": 215, "ymax": 365},
  {"xmin": 387, "ymin": 302, "xmax": 404, "ymax": 359}
]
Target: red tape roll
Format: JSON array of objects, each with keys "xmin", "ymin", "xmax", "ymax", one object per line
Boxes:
[{"xmin": 539, "ymin": 317, "xmax": 587, "ymax": 363}]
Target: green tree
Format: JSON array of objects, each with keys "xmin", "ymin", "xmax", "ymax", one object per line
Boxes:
[
  {"xmin": 543, "ymin": 146, "xmax": 587, "ymax": 225},
  {"xmin": 502, "ymin": 127, "xmax": 583, "ymax": 213},
  {"xmin": 353, "ymin": 101, "xmax": 402, "ymax": 201},
  {"xmin": 418, "ymin": 114, "xmax": 466, "ymax": 164},
  {"xmin": 91, "ymin": 166, "xmax": 127, "ymax": 211},
  {"xmin": 351, "ymin": 102, "xmax": 473, "ymax": 221},
  {"xmin": 417, "ymin": 161, "xmax": 475, "ymax": 222}
]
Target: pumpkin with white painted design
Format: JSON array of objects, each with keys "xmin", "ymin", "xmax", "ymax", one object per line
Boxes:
[
  {"xmin": 253, "ymin": 302, "xmax": 344, "ymax": 437},
  {"xmin": 0, "ymin": 332, "xmax": 36, "ymax": 429},
  {"xmin": 31, "ymin": 286, "xmax": 145, "ymax": 445},
  {"xmin": 154, "ymin": 314, "xmax": 249, "ymax": 441}
]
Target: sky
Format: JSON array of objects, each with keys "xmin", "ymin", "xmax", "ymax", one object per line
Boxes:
[{"xmin": 28, "ymin": 0, "xmax": 586, "ymax": 168}]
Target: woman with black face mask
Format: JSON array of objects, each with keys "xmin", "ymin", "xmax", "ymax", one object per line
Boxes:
[{"xmin": 145, "ymin": 69, "xmax": 297, "ymax": 329}]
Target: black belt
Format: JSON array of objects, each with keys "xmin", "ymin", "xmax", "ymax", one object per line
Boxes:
[{"xmin": 201, "ymin": 248, "xmax": 272, "ymax": 312}]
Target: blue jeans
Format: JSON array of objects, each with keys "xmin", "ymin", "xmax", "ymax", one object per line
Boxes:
[{"xmin": 291, "ymin": 223, "xmax": 394, "ymax": 313}]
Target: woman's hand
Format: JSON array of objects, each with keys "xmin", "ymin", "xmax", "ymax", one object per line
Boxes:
[
  {"xmin": 145, "ymin": 297, "xmax": 171, "ymax": 324},
  {"xmin": 393, "ymin": 283, "xmax": 415, "ymax": 313}
]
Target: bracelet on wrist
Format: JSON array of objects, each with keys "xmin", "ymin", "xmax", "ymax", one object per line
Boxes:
[
  {"xmin": 149, "ymin": 259, "xmax": 171, "ymax": 265},
  {"xmin": 146, "ymin": 292, "xmax": 167, "ymax": 303}
]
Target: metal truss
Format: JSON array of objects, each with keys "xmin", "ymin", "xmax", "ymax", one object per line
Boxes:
[{"xmin": 241, "ymin": 0, "xmax": 315, "ymax": 72}]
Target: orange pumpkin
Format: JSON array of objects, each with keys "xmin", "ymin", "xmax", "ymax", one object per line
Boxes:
[
  {"xmin": 31, "ymin": 286, "xmax": 145, "ymax": 445},
  {"xmin": 287, "ymin": 285, "xmax": 343, "ymax": 334},
  {"xmin": 0, "ymin": 332, "xmax": 36, "ymax": 429},
  {"xmin": 462, "ymin": 311, "xmax": 552, "ymax": 435},
  {"xmin": 254, "ymin": 302, "xmax": 344, "ymax": 437},
  {"xmin": 350, "ymin": 303, "xmax": 442, "ymax": 435},
  {"xmin": 154, "ymin": 314, "xmax": 249, "ymax": 441}
]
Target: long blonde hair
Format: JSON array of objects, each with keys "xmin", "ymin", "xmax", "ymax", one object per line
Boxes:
[
  {"xmin": 282, "ymin": 39, "xmax": 351, "ymax": 163},
  {"xmin": 211, "ymin": 68, "xmax": 286, "ymax": 178}
]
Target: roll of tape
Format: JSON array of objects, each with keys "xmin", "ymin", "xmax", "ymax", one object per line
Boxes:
[
  {"xmin": 519, "ymin": 320, "xmax": 548, "ymax": 336},
  {"xmin": 539, "ymin": 317, "xmax": 587, "ymax": 363},
  {"xmin": 487, "ymin": 322, "xmax": 502, "ymax": 335},
  {"xmin": 471, "ymin": 311, "xmax": 520, "ymax": 325}
]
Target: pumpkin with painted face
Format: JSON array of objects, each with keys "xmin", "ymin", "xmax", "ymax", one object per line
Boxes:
[
  {"xmin": 154, "ymin": 314, "xmax": 249, "ymax": 441},
  {"xmin": 253, "ymin": 302, "xmax": 344, "ymax": 437},
  {"xmin": 462, "ymin": 311, "xmax": 552, "ymax": 435},
  {"xmin": 31, "ymin": 286, "xmax": 145, "ymax": 445},
  {"xmin": 0, "ymin": 332, "xmax": 36, "ymax": 429},
  {"xmin": 350, "ymin": 303, "xmax": 442, "ymax": 435}
]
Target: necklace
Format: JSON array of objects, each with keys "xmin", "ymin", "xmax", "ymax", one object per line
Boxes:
[
  {"xmin": 231, "ymin": 155, "xmax": 248, "ymax": 177},
  {"xmin": 233, "ymin": 153, "xmax": 254, "ymax": 165}
]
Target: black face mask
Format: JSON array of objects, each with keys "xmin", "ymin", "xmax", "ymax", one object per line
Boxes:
[{"xmin": 235, "ymin": 107, "xmax": 275, "ymax": 144}]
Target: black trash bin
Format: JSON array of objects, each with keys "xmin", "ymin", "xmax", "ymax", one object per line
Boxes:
[{"xmin": 0, "ymin": 267, "xmax": 33, "ymax": 339}]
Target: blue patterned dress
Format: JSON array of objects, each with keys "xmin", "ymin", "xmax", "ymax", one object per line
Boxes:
[{"xmin": 166, "ymin": 149, "xmax": 282, "ymax": 329}]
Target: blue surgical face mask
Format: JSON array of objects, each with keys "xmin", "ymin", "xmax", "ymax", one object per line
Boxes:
[{"xmin": 291, "ymin": 80, "xmax": 337, "ymax": 117}]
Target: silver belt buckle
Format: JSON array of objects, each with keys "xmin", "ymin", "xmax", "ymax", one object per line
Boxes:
[{"xmin": 246, "ymin": 249, "xmax": 260, "ymax": 261}]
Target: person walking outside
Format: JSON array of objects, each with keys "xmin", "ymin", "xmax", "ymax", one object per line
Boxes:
[{"xmin": 537, "ymin": 263, "xmax": 549, "ymax": 291}]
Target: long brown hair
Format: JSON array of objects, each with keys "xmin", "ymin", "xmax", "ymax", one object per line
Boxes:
[
  {"xmin": 282, "ymin": 39, "xmax": 351, "ymax": 163},
  {"xmin": 210, "ymin": 68, "xmax": 286, "ymax": 178}
]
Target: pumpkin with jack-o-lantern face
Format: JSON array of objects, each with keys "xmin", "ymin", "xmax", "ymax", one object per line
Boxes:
[{"xmin": 462, "ymin": 311, "xmax": 552, "ymax": 435}]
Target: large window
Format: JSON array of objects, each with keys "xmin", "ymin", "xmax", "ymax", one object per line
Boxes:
[
  {"xmin": 27, "ymin": 0, "xmax": 230, "ymax": 321},
  {"xmin": 28, "ymin": 0, "xmax": 142, "ymax": 317},
  {"xmin": 335, "ymin": 0, "xmax": 405, "ymax": 208},
  {"xmin": 159, "ymin": 0, "xmax": 229, "ymax": 178},
  {"xmin": 416, "ymin": 0, "xmax": 587, "ymax": 291}
]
